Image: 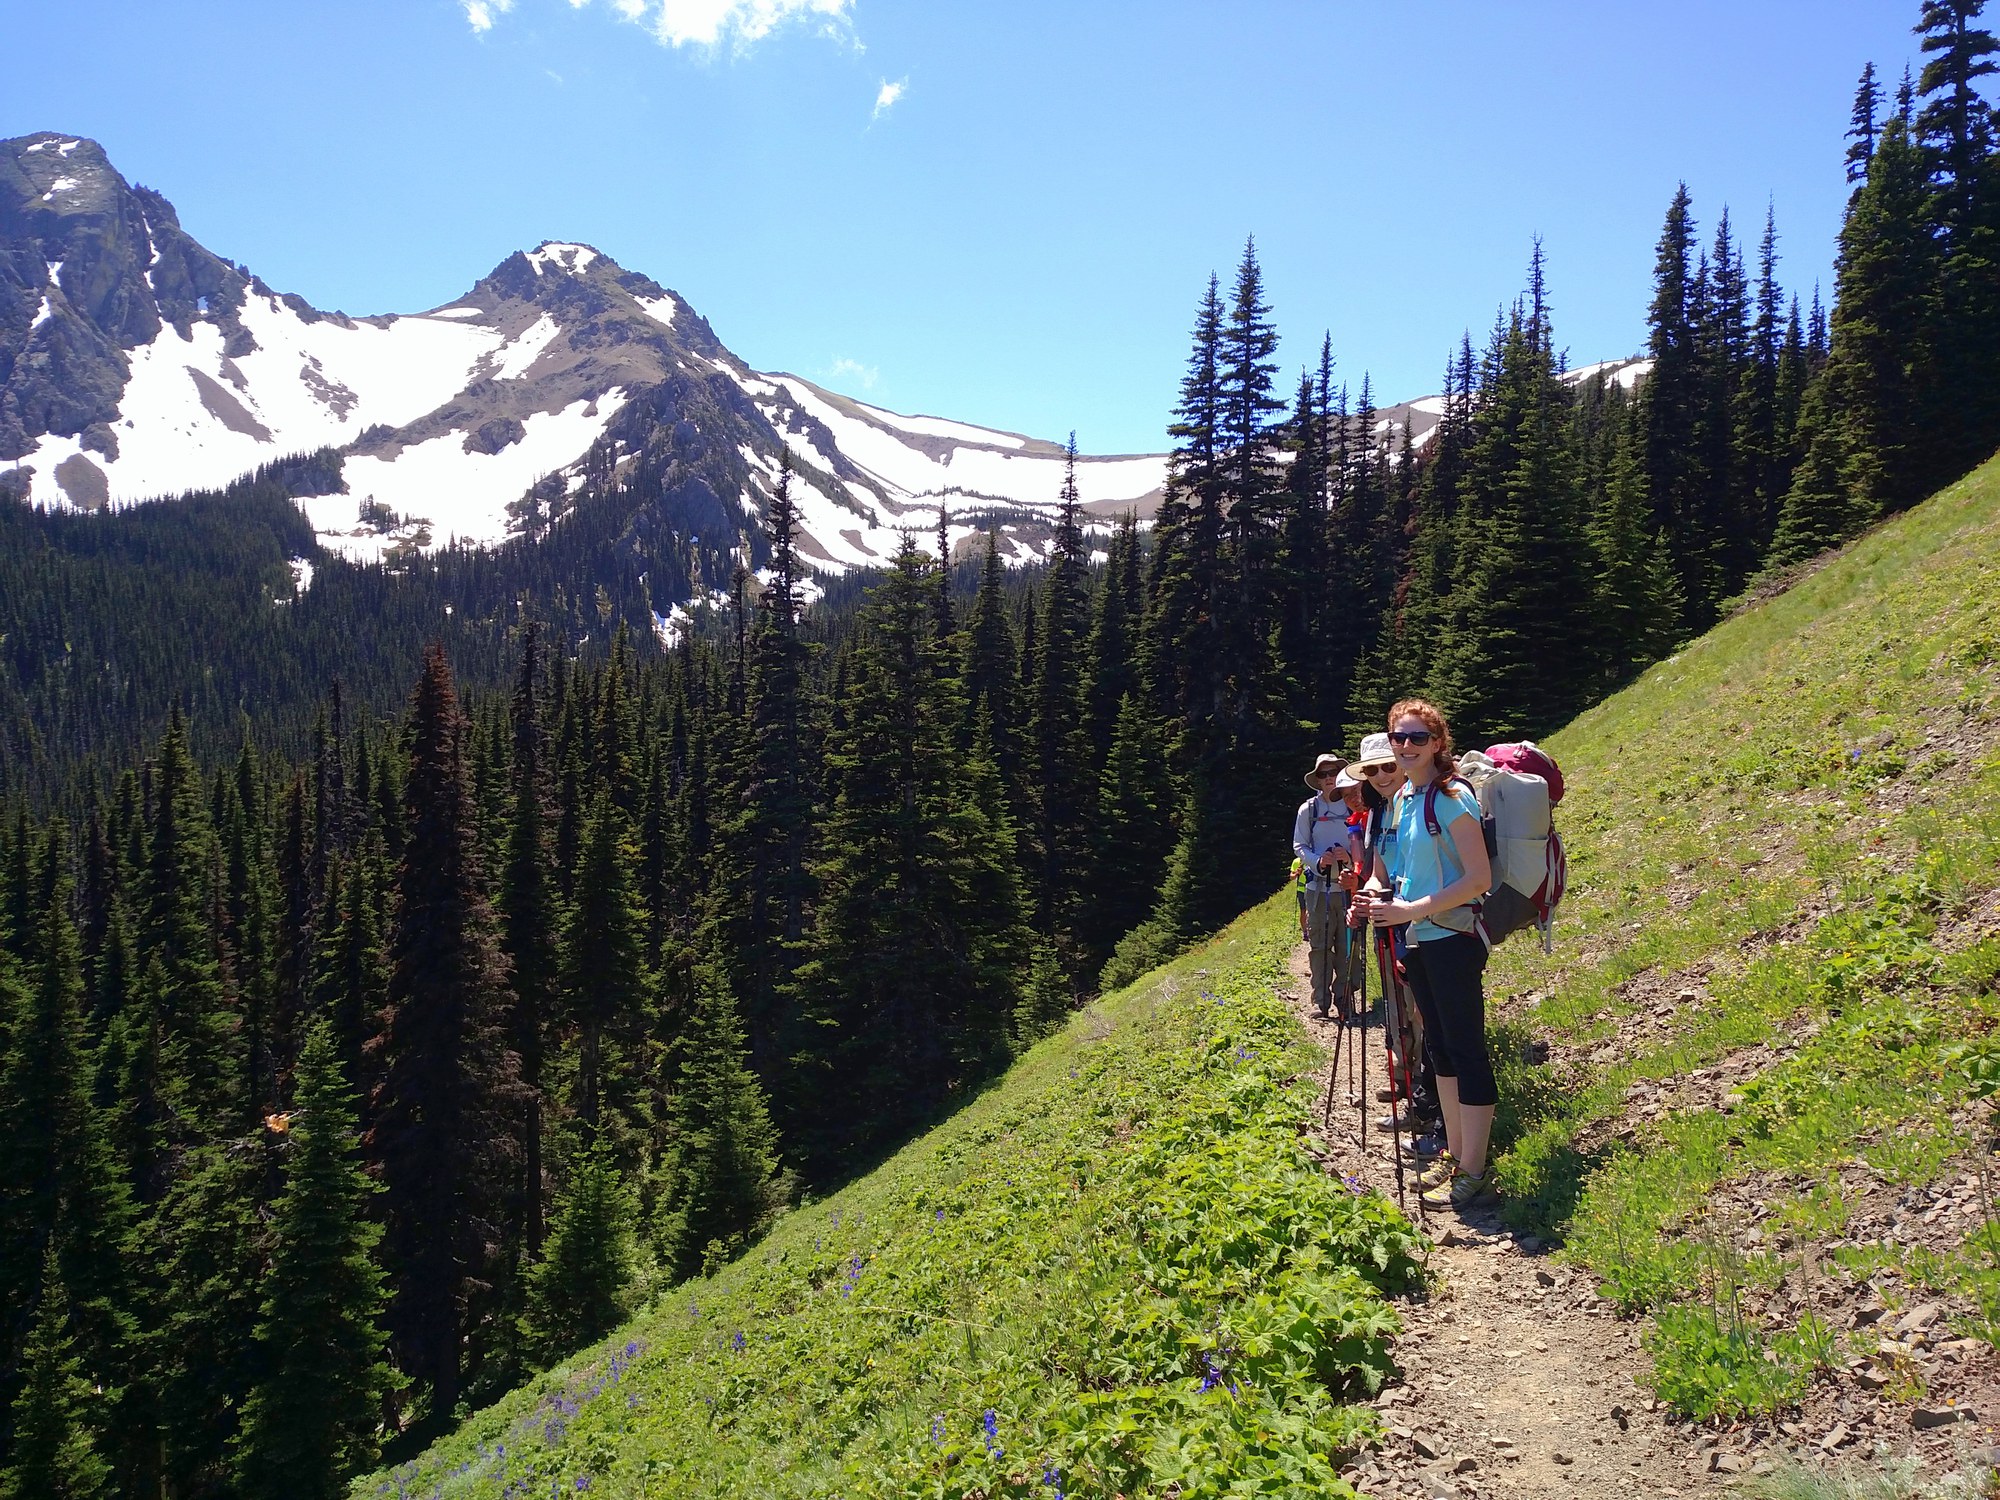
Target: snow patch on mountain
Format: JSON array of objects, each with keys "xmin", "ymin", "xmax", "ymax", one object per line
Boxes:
[
  {"xmin": 310, "ymin": 391, "xmax": 631, "ymax": 561},
  {"xmin": 759, "ymin": 374, "xmax": 1165, "ymax": 517},
  {"xmin": 635, "ymin": 293, "xmax": 679, "ymax": 329},
  {"xmin": 489, "ymin": 314, "xmax": 563, "ymax": 381},
  {"xmin": 525, "ymin": 243, "xmax": 599, "ymax": 276}
]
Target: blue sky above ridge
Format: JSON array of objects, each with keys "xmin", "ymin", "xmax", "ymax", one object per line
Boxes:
[{"xmin": 2, "ymin": 1, "xmax": 1923, "ymax": 453}]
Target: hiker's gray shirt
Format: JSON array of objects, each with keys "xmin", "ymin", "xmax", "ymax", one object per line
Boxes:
[{"xmin": 1294, "ymin": 794, "xmax": 1348, "ymax": 877}]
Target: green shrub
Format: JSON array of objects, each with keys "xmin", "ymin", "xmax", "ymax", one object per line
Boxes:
[{"xmin": 1641, "ymin": 1305, "xmax": 1829, "ymax": 1421}]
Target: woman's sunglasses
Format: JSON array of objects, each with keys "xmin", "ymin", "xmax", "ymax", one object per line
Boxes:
[{"xmin": 1388, "ymin": 730, "xmax": 1433, "ymax": 746}]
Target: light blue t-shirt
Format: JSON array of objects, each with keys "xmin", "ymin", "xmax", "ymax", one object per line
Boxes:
[{"xmin": 1388, "ymin": 779, "xmax": 1482, "ymax": 943}]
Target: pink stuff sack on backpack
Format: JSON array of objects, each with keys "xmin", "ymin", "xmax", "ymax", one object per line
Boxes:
[{"xmin": 1487, "ymin": 741, "xmax": 1565, "ymax": 806}]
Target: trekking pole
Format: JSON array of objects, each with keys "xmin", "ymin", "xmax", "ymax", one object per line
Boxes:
[
  {"xmin": 1318, "ymin": 882, "xmax": 1346, "ymax": 1132},
  {"xmin": 1376, "ymin": 926, "xmax": 1408, "ymax": 1214},
  {"xmin": 1317, "ymin": 875, "xmax": 1334, "ymax": 1021},
  {"xmin": 1378, "ymin": 927, "xmax": 1427, "ymax": 1228},
  {"xmin": 1356, "ymin": 916, "xmax": 1368, "ymax": 1155}
]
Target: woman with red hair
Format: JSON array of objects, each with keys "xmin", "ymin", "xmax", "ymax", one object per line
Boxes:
[{"xmin": 1355, "ymin": 697, "xmax": 1498, "ymax": 1211}]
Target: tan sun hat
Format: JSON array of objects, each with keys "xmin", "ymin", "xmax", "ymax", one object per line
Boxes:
[
  {"xmin": 1356, "ymin": 732, "xmax": 1396, "ymax": 771},
  {"xmin": 1303, "ymin": 752, "xmax": 1347, "ymax": 790}
]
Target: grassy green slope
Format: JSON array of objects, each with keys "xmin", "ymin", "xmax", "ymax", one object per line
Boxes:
[
  {"xmin": 1484, "ymin": 450, "xmax": 2000, "ymax": 1418},
  {"xmin": 358, "ymin": 907, "xmax": 1422, "ymax": 1499},
  {"xmin": 372, "ymin": 450, "xmax": 2000, "ymax": 1495}
]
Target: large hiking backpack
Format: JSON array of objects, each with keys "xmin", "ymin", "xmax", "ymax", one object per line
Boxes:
[{"xmin": 1421, "ymin": 743, "xmax": 1569, "ymax": 952}]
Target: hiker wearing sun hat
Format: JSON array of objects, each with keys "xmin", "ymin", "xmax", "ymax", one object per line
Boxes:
[{"xmin": 1293, "ymin": 754, "xmax": 1353, "ymax": 1019}]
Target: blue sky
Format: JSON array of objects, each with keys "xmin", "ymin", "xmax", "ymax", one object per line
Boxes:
[{"xmin": 3, "ymin": 1, "xmax": 1924, "ymax": 453}]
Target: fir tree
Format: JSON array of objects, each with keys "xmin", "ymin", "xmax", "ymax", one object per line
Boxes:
[
  {"xmin": 1149, "ymin": 276, "xmax": 1227, "ymax": 736},
  {"xmin": 1088, "ymin": 691, "xmax": 1174, "ymax": 961},
  {"xmin": 1024, "ymin": 436, "xmax": 1095, "ymax": 968},
  {"xmin": 960, "ymin": 529, "xmax": 1023, "ymax": 791},
  {"xmin": 1915, "ymin": 1, "xmax": 1997, "ymax": 226},
  {"xmin": 1433, "ymin": 251, "xmax": 1600, "ymax": 739},
  {"xmin": 652, "ymin": 956, "xmax": 784, "ymax": 1279},
  {"xmin": 794, "ymin": 540, "xmax": 1028, "ymax": 1168},
  {"xmin": 311, "ymin": 850, "xmax": 385, "ymax": 1109},
  {"xmin": 367, "ymin": 645, "xmax": 522, "ymax": 1416},
  {"xmin": 140, "ymin": 710, "xmax": 237, "ymax": 1125},
  {"xmin": 560, "ymin": 790, "xmax": 650, "ymax": 1137},
  {"xmin": 1012, "ymin": 941, "xmax": 1071, "ymax": 1049},
  {"xmin": 1083, "ymin": 513, "xmax": 1143, "ymax": 766},
  {"xmin": 1916, "ymin": 0, "xmax": 2000, "ymax": 477},
  {"xmin": 150, "ymin": 1133, "xmax": 270, "ymax": 1496},
  {"xmin": 0, "ymin": 873, "xmax": 136, "ymax": 1441},
  {"xmin": 0, "ymin": 1253, "xmax": 109, "ymax": 1500},
  {"xmin": 1641, "ymin": 184, "xmax": 1725, "ymax": 625},
  {"xmin": 498, "ymin": 622, "xmax": 558, "ymax": 1258},
  {"xmin": 709, "ymin": 456, "xmax": 816, "ymax": 1092},
  {"xmin": 233, "ymin": 1021, "xmax": 392, "ymax": 1500},
  {"xmin": 520, "ymin": 1141, "xmax": 635, "ymax": 1363},
  {"xmin": 1773, "ymin": 105, "xmax": 1941, "ymax": 559},
  {"xmin": 1584, "ymin": 386, "xmax": 1684, "ymax": 683},
  {"xmin": 1846, "ymin": 62, "xmax": 1884, "ymax": 184}
]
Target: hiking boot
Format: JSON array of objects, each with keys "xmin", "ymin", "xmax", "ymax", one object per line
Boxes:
[
  {"xmin": 1401, "ymin": 1129, "xmax": 1446, "ymax": 1162},
  {"xmin": 1416, "ymin": 1152, "xmax": 1457, "ymax": 1190},
  {"xmin": 1374, "ymin": 1083, "xmax": 1407, "ymax": 1104},
  {"xmin": 1420, "ymin": 1172, "xmax": 1498, "ymax": 1211},
  {"xmin": 1375, "ymin": 1103, "xmax": 1421, "ymax": 1133}
]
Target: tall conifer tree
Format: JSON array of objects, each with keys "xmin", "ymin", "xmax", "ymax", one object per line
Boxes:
[
  {"xmin": 368, "ymin": 645, "xmax": 522, "ymax": 1416},
  {"xmin": 233, "ymin": 1021, "xmax": 392, "ymax": 1500}
]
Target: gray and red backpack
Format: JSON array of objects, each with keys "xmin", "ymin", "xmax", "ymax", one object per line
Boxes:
[{"xmin": 1420, "ymin": 740, "xmax": 1569, "ymax": 953}]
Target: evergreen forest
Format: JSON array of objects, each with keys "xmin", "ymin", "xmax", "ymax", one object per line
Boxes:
[{"xmin": 1, "ymin": 4, "xmax": 1998, "ymax": 1495}]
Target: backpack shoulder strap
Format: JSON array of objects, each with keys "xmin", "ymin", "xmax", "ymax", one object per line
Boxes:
[{"xmin": 1422, "ymin": 775, "xmax": 1474, "ymax": 838}]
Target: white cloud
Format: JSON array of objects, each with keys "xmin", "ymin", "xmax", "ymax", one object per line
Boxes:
[
  {"xmin": 468, "ymin": 0, "xmax": 853, "ymax": 52},
  {"xmin": 462, "ymin": 0, "xmax": 515, "ymax": 32},
  {"xmin": 872, "ymin": 75, "xmax": 906, "ymax": 120},
  {"xmin": 827, "ymin": 356, "xmax": 878, "ymax": 390},
  {"xmin": 651, "ymin": 0, "xmax": 852, "ymax": 49}
]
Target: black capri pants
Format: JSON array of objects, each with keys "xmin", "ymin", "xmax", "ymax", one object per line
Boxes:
[{"xmin": 1403, "ymin": 931, "xmax": 1496, "ymax": 1108}]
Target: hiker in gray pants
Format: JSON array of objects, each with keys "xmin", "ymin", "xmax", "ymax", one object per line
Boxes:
[{"xmin": 1293, "ymin": 753, "xmax": 1354, "ymax": 1019}]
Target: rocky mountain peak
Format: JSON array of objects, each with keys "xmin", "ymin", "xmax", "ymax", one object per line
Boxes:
[{"xmin": 0, "ymin": 131, "xmax": 1167, "ymax": 575}]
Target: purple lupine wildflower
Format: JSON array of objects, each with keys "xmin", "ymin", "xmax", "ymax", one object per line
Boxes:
[{"xmin": 930, "ymin": 1414, "xmax": 946, "ymax": 1446}]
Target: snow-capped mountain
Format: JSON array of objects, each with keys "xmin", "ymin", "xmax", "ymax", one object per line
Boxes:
[{"xmin": 0, "ymin": 131, "xmax": 1167, "ymax": 570}]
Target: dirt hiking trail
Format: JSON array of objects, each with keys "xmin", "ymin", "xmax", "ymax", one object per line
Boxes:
[{"xmin": 1280, "ymin": 940, "xmax": 1736, "ymax": 1499}]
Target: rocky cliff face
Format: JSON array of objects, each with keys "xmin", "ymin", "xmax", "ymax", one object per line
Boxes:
[{"xmin": 0, "ymin": 132, "xmax": 252, "ymax": 491}]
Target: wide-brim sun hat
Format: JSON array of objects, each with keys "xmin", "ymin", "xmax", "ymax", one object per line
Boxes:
[
  {"xmin": 1333, "ymin": 766, "xmax": 1361, "ymax": 790},
  {"xmin": 1303, "ymin": 752, "xmax": 1347, "ymax": 789},
  {"xmin": 1356, "ymin": 732, "xmax": 1396, "ymax": 771}
]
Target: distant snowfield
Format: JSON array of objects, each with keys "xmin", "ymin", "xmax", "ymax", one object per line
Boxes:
[
  {"xmin": 13, "ymin": 292, "xmax": 511, "ymax": 506},
  {"xmin": 313, "ymin": 392, "xmax": 630, "ymax": 562},
  {"xmin": 745, "ymin": 372, "xmax": 1168, "ymax": 566}
]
